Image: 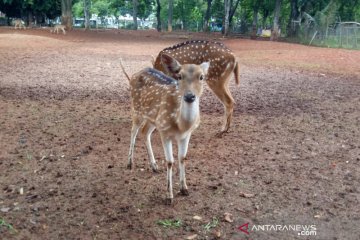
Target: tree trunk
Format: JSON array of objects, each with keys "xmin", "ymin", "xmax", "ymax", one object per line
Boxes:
[
  {"xmin": 84, "ymin": 0, "xmax": 90, "ymax": 30},
  {"xmin": 288, "ymin": 0, "xmax": 299, "ymax": 37},
  {"xmin": 27, "ymin": 11, "xmax": 33, "ymax": 28},
  {"xmin": 262, "ymin": 9, "xmax": 269, "ymax": 28},
  {"xmin": 270, "ymin": 0, "xmax": 281, "ymax": 41},
  {"xmin": 203, "ymin": 0, "xmax": 212, "ymax": 32},
  {"xmin": 224, "ymin": 0, "xmax": 230, "ymax": 36},
  {"xmin": 156, "ymin": 0, "xmax": 161, "ymax": 32},
  {"xmin": 251, "ymin": 7, "xmax": 258, "ymax": 39},
  {"xmin": 61, "ymin": 0, "xmax": 73, "ymax": 30},
  {"xmin": 168, "ymin": 0, "xmax": 173, "ymax": 32},
  {"xmin": 132, "ymin": 0, "xmax": 138, "ymax": 30},
  {"xmin": 229, "ymin": 0, "xmax": 240, "ymax": 26}
]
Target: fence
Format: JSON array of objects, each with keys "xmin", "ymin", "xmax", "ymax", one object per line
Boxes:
[{"xmin": 305, "ymin": 22, "xmax": 360, "ymax": 50}]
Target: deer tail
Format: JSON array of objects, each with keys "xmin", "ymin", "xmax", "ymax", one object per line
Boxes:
[
  {"xmin": 120, "ymin": 59, "xmax": 131, "ymax": 82},
  {"xmin": 234, "ymin": 61, "xmax": 240, "ymax": 86}
]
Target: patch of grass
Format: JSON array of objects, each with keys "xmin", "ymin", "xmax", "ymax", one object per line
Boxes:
[
  {"xmin": 26, "ymin": 151, "xmax": 33, "ymax": 160},
  {"xmin": 0, "ymin": 218, "xmax": 15, "ymax": 232},
  {"xmin": 203, "ymin": 217, "xmax": 219, "ymax": 232},
  {"xmin": 157, "ymin": 219, "xmax": 182, "ymax": 228}
]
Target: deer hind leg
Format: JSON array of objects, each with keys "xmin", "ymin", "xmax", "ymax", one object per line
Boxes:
[
  {"xmin": 161, "ymin": 136, "xmax": 174, "ymax": 204},
  {"xmin": 127, "ymin": 119, "xmax": 142, "ymax": 170},
  {"xmin": 142, "ymin": 121, "xmax": 158, "ymax": 172},
  {"xmin": 178, "ymin": 134, "xmax": 191, "ymax": 196},
  {"xmin": 62, "ymin": 28, "xmax": 66, "ymax": 35},
  {"xmin": 207, "ymin": 75, "xmax": 235, "ymax": 136}
]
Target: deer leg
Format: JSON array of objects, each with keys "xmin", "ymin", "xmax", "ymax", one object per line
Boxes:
[
  {"xmin": 127, "ymin": 122, "xmax": 141, "ymax": 170},
  {"xmin": 207, "ymin": 79, "xmax": 235, "ymax": 136},
  {"xmin": 143, "ymin": 122, "xmax": 158, "ymax": 172},
  {"xmin": 178, "ymin": 134, "xmax": 191, "ymax": 196},
  {"xmin": 161, "ymin": 137, "xmax": 174, "ymax": 204}
]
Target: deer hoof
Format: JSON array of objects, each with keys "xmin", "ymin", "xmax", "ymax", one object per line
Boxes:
[
  {"xmin": 165, "ymin": 198, "xmax": 173, "ymax": 205},
  {"xmin": 151, "ymin": 164, "xmax": 159, "ymax": 173},
  {"xmin": 127, "ymin": 163, "xmax": 132, "ymax": 170},
  {"xmin": 215, "ymin": 130, "xmax": 228, "ymax": 138},
  {"xmin": 180, "ymin": 189, "xmax": 189, "ymax": 196}
]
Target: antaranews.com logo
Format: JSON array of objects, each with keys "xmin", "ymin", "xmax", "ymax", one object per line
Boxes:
[{"xmin": 238, "ymin": 223, "xmax": 317, "ymax": 236}]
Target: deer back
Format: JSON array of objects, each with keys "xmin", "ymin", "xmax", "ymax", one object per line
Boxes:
[
  {"xmin": 130, "ymin": 68, "xmax": 181, "ymax": 132},
  {"xmin": 153, "ymin": 40, "xmax": 236, "ymax": 81}
]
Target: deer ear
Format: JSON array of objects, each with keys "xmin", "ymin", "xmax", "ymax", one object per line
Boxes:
[
  {"xmin": 200, "ymin": 62, "xmax": 210, "ymax": 75},
  {"xmin": 161, "ymin": 53, "xmax": 181, "ymax": 74}
]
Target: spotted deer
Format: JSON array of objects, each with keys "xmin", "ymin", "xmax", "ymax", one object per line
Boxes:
[
  {"xmin": 121, "ymin": 54, "xmax": 209, "ymax": 204},
  {"xmin": 13, "ymin": 19, "xmax": 26, "ymax": 29},
  {"xmin": 51, "ymin": 24, "xmax": 66, "ymax": 35},
  {"xmin": 153, "ymin": 40, "xmax": 239, "ymax": 136}
]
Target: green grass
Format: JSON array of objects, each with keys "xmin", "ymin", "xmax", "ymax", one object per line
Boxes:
[
  {"xmin": 0, "ymin": 218, "xmax": 15, "ymax": 232},
  {"xmin": 203, "ymin": 217, "xmax": 219, "ymax": 232},
  {"xmin": 157, "ymin": 219, "xmax": 182, "ymax": 228}
]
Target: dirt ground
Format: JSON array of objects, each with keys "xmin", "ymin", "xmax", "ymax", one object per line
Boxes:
[{"xmin": 0, "ymin": 28, "xmax": 359, "ymax": 240}]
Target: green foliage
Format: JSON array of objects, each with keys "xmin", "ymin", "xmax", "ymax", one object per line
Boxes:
[
  {"xmin": 203, "ymin": 217, "xmax": 219, "ymax": 232},
  {"xmin": 314, "ymin": 0, "xmax": 339, "ymax": 31},
  {"xmin": 93, "ymin": 0, "xmax": 110, "ymax": 17},
  {"xmin": 157, "ymin": 219, "xmax": 182, "ymax": 228},
  {"xmin": 72, "ymin": 1, "xmax": 84, "ymax": 17},
  {"xmin": 0, "ymin": 218, "xmax": 16, "ymax": 233}
]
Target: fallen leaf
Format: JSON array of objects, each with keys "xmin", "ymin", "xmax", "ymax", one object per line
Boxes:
[
  {"xmin": 213, "ymin": 230, "xmax": 221, "ymax": 238},
  {"xmin": 239, "ymin": 192, "xmax": 255, "ymax": 198},
  {"xmin": 224, "ymin": 212, "xmax": 233, "ymax": 223},
  {"xmin": 1, "ymin": 207, "xmax": 11, "ymax": 213},
  {"xmin": 193, "ymin": 215, "xmax": 202, "ymax": 221},
  {"xmin": 19, "ymin": 187, "xmax": 24, "ymax": 195},
  {"xmin": 186, "ymin": 234, "xmax": 198, "ymax": 240}
]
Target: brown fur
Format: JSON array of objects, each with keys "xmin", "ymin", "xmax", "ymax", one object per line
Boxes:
[
  {"xmin": 51, "ymin": 25, "xmax": 66, "ymax": 35},
  {"xmin": 121, "ymin": 54, "xmax": 209, "ymax": 203},
  {"xmin": 153, "ymin": 40, "xmax": 239, "ymax": 135},
  {"xmin": 13, "ymin": 19, "xmax": 26, "ymax": 30}
]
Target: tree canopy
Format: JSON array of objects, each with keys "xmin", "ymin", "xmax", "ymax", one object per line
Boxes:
[{"xmin": 1, "ymin": 0, "xmax": 359, "ymax": 36}]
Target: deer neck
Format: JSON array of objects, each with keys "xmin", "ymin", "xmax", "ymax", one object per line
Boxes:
[{"xmin": 177, "ymin": 97, "xmax": 200, "ymax": 131}]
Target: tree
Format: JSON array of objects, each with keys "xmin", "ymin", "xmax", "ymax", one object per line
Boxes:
[
  {"xmin": 224, "ymin": 0, "xmax": 230, "ymax": 35},
  {"xmin": 168, "ymin": 0, "xmax": 173, "ymax": 31},
  {"xmin": 155, "ymin": 0, "xmax": 161, "ymax": 31},
  {"xmin": 61, "ymin": 0, "xmax": 73, "ymax": 29},
  {"xmin": 288, "ymin": 0, "xmax": 299, "ymax": 36},
  {"xmin": 251, "ymin": 3, "xmax": 259, "ymax": 38},
  {"xmin": 84, "ymin": 0, "xmax": 91, "ymax": 29},
  {"xmin": 203, "ymin": 0, "xmax": 212, "ymax": 32},
  {"xmin": 229, "ymin": 0, "xmax": 241, "ymax": 26},
  {"xmin": 270, "ymin": 0, "xmax": 281, "ymax": 40},
  {"xmin": 132, "ymin": 0, "xmax": 138, "ymax": 29}
]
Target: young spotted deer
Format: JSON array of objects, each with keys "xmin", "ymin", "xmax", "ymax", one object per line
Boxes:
[
  {"xmin": 153, "ymin": 40, "xmax": 239, "ymax": 136},
  {"xmin": 51, "ymin": 24, "xmax": 66, "ymax": 35},
  {"xmin": 121, "ymin": 54, "xmax": 209, "ymax": 204},
  {"xmin": 13, "ymin": 19, "xmax": 26, "ymax": 29}
]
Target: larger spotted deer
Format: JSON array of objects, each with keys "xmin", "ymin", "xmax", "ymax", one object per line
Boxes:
[
  {"xmin": 153, "ymin": 40, "xmax": 239, "ymax": 136},
  {"xmin": 121, "ymin": 54, "xmax": 209, "ymax": 204}
]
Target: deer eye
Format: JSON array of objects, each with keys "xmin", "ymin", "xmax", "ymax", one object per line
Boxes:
[
  {"xmin": 177, "ymin": 74, "xmax": 182, "ymax": 80},
  {"xmin": 199, "ymin": 75, "xmax": 204, "ymax": 80}
]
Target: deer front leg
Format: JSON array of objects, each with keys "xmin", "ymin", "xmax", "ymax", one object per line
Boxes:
[
  {"xmin": 178, "ymin": 134, "xmax": 191, "ymax": 196},
  {"xmin": 161, "ymin": 137, "xmax": 174, "ymax": 204},
  {"xmin": 127, "ymin": 123, "xmax": 141, "ymax": 169}
]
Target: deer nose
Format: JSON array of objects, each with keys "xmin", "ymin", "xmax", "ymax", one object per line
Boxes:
[{"xmin": 184, "ymin": 93, "xmax": 196, "ymax": 103}]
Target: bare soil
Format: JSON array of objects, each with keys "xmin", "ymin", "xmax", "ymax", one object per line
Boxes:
[{"xmin": 0, "ymin": 28, "xmax": 359, "ymax": 240}]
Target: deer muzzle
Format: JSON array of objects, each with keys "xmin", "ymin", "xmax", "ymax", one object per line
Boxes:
[{"xmin": 183, "ymin": 93, "xmax": 196, "ymax": 103}]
